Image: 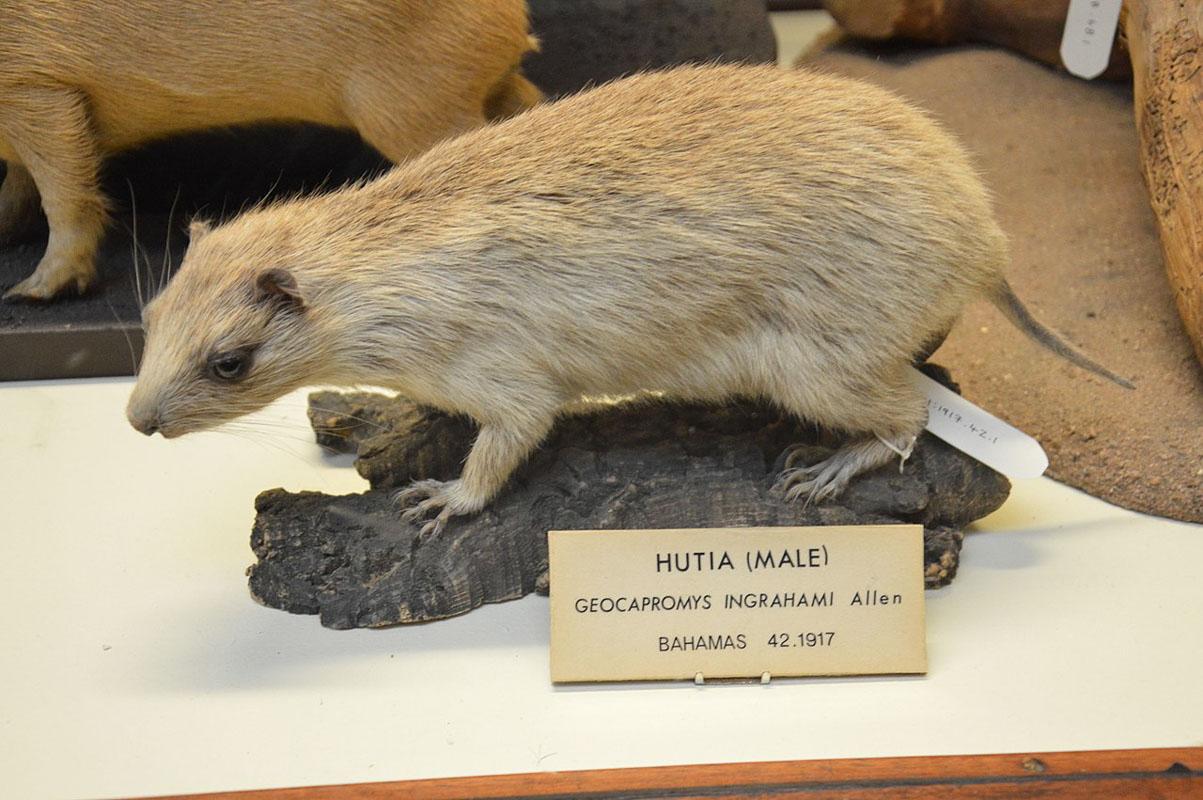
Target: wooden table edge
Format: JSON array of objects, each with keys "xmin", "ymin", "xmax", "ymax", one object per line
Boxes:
[{"xmin": 140, "ymin": 745, "xmax": 1203, "ymax": 799}]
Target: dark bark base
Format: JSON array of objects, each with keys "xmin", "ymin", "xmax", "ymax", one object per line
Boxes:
[{"xmin": 248, "ymin": 368, "xmax": 1008, "ymax": 629}]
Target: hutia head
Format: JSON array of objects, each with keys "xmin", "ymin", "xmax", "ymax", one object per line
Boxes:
[{"xmin": 126, "ymin": 220, "xmax": 321, "ymax": 438}]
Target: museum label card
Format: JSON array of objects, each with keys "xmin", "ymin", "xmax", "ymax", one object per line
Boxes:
[
  {"xmin": 1060, "ymin": 0, "xmax": 1123, "ymax": 80},
  {"xmin": 914, "ymin": 369, "xmax": 1048, "ymax": 479},
  {"xmin": 548, "ymin": 526, "xmax": 926, "ymax": 683}
]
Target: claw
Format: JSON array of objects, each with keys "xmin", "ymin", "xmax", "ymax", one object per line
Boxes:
[
  {"xmin": 400, "ymin": 504, "xmax": 426, "ymax": 523},
  {"xmin": 394, "ymin": 479, "xmax": 443, "ymax": 508},
  {"xmin": 418, "ymin": 510, "xmax": 452, "ymax": 540},
  {"xmin": 400, "ymin": 495, "xmax": 445, "ymax": 522},
  {"xmin": 773, "ymin": 464, "xmax": 819, "ymax": 495},
  {"xmin": 783, "ymin": 477, "xmax": 843, "ymax": 508},
  {"xmin": 775, "ymin": 448, "xmax": 853, "ymax": 507},
  {"xmin": 782, "ymin": 445, "xmax": 817, "ymax": 471}
]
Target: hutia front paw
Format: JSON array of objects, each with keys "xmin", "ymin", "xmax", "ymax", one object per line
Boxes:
[{"xmin": 394, "ymin": 479, "xmax": 459, "ymax": 539}]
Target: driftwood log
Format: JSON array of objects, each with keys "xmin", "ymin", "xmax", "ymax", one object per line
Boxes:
[
  {"xmin": 247, "ymin": 367, "xmax": 1010, "ymax": 629},
  {"xmin": 822, "ymin": 0, "xmax": 1131, "ymax": 79},
  {"xmin": 1123, "ymin": 1, "xmax": 1203, "ymax": 367}
]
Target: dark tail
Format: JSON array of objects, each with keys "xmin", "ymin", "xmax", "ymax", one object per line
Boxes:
[{"xmin": 991, "ymin": 280, "xmax": 1134, "ymax": 389}]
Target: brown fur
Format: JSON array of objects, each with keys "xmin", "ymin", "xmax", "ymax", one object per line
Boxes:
[
  {"xmin": 127, "ymin": 64, "xmax": 1124, "ymax": 537},
  {"xmin": 0, "ymin": 0, "xmax": 540, "ymax": 300}
]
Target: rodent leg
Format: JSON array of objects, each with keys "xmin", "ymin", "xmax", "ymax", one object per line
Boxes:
[
  {"xmin": 1, "ymin": 86, "xmax": 106, "ymax": 301},
  {"xmin": 773, "ymin": 367, "xmax": 926, "ymax": 505},
  {"xmin": 0, "ymin": 162, "xmax": 41, "ymax": 244},
  {"xmin": 395, "ymin": 416, "xmax": 554, "ymax": 538}
]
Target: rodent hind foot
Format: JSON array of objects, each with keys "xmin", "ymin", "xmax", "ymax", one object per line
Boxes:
[
  {"xmin": 774, "ymin": 465, "xmax": 850, "ymax": 508},
  {"xmin": 775, "ymin": 443, "xmax": 849, "ymax": 506},
  {"xmin": 775, "ymin": 432, "xmax": 918, "ymax": 506}
]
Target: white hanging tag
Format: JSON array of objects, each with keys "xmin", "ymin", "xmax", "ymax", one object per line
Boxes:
[
  {"xmin": 1060, "ymin": 0, "xmax": 1123, "ymax": 80},
  {"xmin": 912, "ymin": 369, "xmax": 1048, "ymax": 479}
]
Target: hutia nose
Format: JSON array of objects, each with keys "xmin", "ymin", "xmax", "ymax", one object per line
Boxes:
[{"xmin": 129, "ymin": 411, "xmax": 161, "ymax": 436}]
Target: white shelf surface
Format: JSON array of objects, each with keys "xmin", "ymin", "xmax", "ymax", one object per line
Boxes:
[{"xmin": 1, "ymin": 377, "xmax": 1200, "ymax": 799}]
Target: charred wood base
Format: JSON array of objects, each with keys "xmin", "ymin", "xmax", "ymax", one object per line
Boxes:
[{"xmin": 248, "ymin": 367, "xmax": 1009, "ymax": 629}]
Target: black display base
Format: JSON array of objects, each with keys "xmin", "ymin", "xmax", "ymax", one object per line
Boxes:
[{"xmin": 248, "ymin": 367, "xmax": 1007, "ymax": 629}]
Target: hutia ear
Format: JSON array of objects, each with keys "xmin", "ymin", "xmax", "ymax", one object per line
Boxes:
[{"xmin": 254, "ymin": 268, "xmax": 306, "ymax": 310}]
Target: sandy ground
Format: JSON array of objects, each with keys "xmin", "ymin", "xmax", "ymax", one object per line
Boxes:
[{"xmin": 801, "ymin": 43, "xmax": 1202, "ymax": 522}]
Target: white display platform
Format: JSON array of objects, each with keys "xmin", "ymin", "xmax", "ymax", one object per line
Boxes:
[{"xmin": 1, "ymin": 377, "xmax": 1200, "ymax": 800}]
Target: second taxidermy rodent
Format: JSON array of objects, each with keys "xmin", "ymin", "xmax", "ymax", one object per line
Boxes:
[
  {"xmin": 0, "ymin": 0, "xmax": 540, "ymax": 300},
  {"xmin": 126, "ymin": 64, "xmax": 1132, "ymax": 537}
]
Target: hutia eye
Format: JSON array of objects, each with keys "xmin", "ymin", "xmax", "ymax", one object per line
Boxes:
[{"xmin": 209, "ymin": 349, "xmax": 251, "ymax": 381}]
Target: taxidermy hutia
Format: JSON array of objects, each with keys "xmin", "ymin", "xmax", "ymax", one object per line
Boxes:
[{"xmin": 124, "ymin": 63, "xmax": 1132, "ymax": 540}]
